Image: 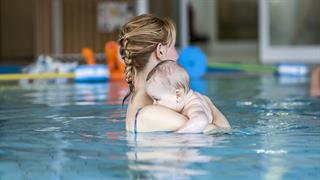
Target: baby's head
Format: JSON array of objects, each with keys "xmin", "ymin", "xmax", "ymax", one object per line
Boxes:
[{"xmin": 145, "ymin": 60, "xmax": 190, "ymax": 112}]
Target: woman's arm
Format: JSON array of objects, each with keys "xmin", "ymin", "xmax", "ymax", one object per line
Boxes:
[{"xmin": 136, "ymin": 105, "xmax": 187, "ymax": 132}]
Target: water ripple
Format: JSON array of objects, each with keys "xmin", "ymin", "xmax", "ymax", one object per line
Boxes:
[{"xmin": 34, "ymin": 127, "xmax": 61, "ymax": 132}]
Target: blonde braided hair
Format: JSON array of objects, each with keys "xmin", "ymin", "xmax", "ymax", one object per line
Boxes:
[{"xmin": 118, "ymin": 14, "xmax": 176, "ymax": 105}]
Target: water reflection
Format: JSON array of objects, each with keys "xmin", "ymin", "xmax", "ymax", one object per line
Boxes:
[
  {"xmin": 18, "ymin": 80, "xmax": 127, "ymax": 106},
  {"xmin": 74, "ymin": 80, "xmax": 127, "ymax": 105},
  {"xmin": 13, "ymin": 80, "xmax": 127, "ymax": 179},
  {"xmin": 74, "ymin": 82, "xmax": 108, "ymax": 105},
  {"xmin": 106, "ymin": 80, "xmax": 127, "ymax": 104},
  {"xmin": 257, "ymin": 76, "xmax": 292, "ymax": 180},
  {"xmin": 125, "ymin": 133, "xmax": 225, "ymax": 179},
  {"xmin": 258, "ymin": 75, "xmax": 308, "ymax": 100}
]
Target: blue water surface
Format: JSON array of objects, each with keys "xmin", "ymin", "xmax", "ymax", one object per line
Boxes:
[{"xmin": 0, "ymin": 74, "xmax": 319, "ymax": 180}]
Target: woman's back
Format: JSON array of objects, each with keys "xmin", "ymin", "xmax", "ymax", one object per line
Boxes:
[{"xmin": 125, "ymin": 90, "xmax": 152, "ymax": 132}]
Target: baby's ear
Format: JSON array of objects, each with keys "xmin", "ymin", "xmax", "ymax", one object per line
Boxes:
[
  {"xmin": 175, "ymin": 89, "xmax": 183, "ymax": 96},
  {"xmin": 175, "ymin": 89, "xmax": 183, "ymax": 102}
]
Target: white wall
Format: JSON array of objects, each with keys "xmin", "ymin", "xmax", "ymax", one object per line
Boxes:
[
  {"xmin": 189, "ymin": 0, "xmax": 215, "ymax": 50},
  {"xmin": 189, "ymin": 0, "xmax": 215, "ymax": 41}
]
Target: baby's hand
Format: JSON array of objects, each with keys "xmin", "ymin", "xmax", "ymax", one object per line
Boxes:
[{"xmin": 203, "ymin": 124, "xmax": 218, "ymax": 134}]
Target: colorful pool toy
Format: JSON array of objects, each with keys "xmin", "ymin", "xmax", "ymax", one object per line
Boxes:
[
  {"xmin": 105, "ymin": 41, "xmax": 125, "ymax": 81},
  {"xmin": 74, "ymin": 48, "xmax": 109, "ymax": 82}
]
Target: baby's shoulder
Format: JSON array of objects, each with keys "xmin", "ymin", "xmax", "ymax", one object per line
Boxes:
[
  {"xmin": 189, "ymin": 91, "xmax": 207, "ymax": 103},
  {"xmin": 183, "ymin": 91, "xmax": 207, "ymax": 110}
]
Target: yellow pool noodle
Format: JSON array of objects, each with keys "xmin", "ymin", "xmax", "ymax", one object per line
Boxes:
[{"xmin": 0, "ymin": 73, "xmax": 75, "ymax": 81}]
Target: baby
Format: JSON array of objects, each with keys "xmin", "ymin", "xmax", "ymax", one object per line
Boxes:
[{"xmin": 145, "ymin": 60, "xmax": 215, "ymax": 133}]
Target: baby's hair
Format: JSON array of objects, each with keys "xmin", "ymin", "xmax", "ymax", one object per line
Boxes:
[{"xmin": 146, "ymin": 60, "xmax": 190, "ymax": 94}]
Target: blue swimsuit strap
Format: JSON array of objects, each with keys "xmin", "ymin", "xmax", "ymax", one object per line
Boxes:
[{"xmin": 134, "ymin": 108, "xmax": 142, "ymax": 134}]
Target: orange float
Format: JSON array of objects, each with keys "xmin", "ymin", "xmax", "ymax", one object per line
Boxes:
[
  {"xmin": 104, "ymin": 41, "xmax": 125, "ymax": 81},
  {"xmin": 81, "ymin": 48, "xmax": 96, "ymax": 65}
]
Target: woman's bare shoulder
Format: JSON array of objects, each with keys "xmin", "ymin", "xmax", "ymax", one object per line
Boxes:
[
  {"xmin": 126, "ymin": 91, "xmax": 187, "ymax": 132},
  {"xmin": 125, "ymin": 91, "xmax": 153, "ymax": 132}
]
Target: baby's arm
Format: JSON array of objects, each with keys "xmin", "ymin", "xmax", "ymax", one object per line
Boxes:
[
  {"xmin": 176, "ymin": 110, "xmax": 209, "ymax": 133},
  {"xmin": 202, "ymin": 95, "xmax": 230, "ymax": 128},
  {"xmin": 176, "ymin": 95, "xmax": 212, "ymax": 133}
]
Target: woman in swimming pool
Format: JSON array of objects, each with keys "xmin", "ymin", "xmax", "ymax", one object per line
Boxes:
[{"xmin": 119, "ymin": 14, "xmax": 230, "ymax": 133}]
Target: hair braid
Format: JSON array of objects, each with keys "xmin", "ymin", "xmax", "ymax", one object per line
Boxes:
[{"xmin": 120, "ymin": 35, "xmax": 135, "ymax": 105}]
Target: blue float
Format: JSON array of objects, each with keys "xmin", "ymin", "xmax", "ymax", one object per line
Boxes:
[
  {"xmin": 190, "ymin": 79, "xmax": 207, "ymax": 94},
  {"xmin": 74, "ymin": 65, "xmax": 109, "ymax": 82},
  {"xmin": 276, "ymin": 63, "xmax": 308, "ymax": 76},
  {"xmin": 178, "ymin": 46, "xmax": 207, "ymax": 79}
]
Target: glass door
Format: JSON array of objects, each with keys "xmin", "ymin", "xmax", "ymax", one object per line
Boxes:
[{"xmin": 259, "ymin": 0, "xmax": 320, "ymax": 64}]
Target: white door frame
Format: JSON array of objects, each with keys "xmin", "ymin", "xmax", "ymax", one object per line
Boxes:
[
  {"xmin": 259, "ymin": 0, "xmax": 320, "ymax": 64},
  {"xmin": 209, "ymin": 0, "xmax": 257, "ymax": 56}
]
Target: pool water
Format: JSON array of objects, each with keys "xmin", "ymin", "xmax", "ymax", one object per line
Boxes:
[{"xmin": 0, "ymin": 75, "xmax": 319, "ymax": 179}]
